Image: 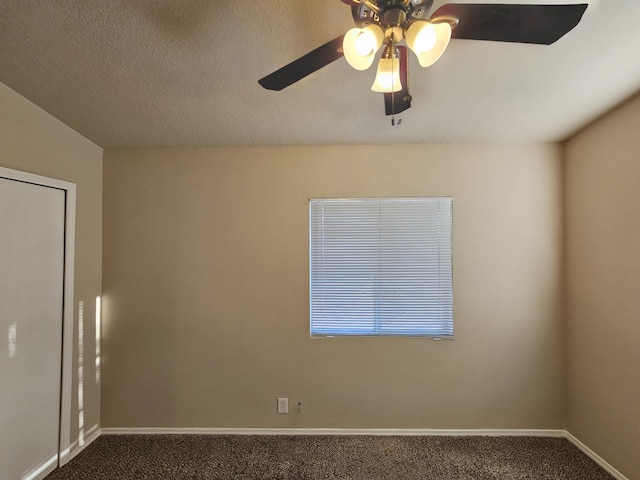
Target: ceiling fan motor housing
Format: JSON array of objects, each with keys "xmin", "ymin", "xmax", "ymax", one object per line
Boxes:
[{"xmin": 352, "ymin": 0, "xmax": 435, "ymax": 29}]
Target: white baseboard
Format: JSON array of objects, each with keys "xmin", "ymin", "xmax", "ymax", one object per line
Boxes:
[
  {"xmin": 565, "ymin": 432, "xmax": 629, "ymax": 480},
  {"xmin": 22, "ymin": 423, "xmax": 101, "ymax": 479},
  {"xmin": 22, "ymin": 454, "xmax": 57, "ymax": 480},
  {"xmin": 59, "ymin": 423, "xmax": 101, "ymax": 466},
  {"xmin": 101, "ymin": 427, "xmax": 565, "ymax": 437}
]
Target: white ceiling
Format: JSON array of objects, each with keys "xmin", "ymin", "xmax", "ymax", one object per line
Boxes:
[{"xmin": 1, "ymin": 0, "xmax": 640, "ymax": 148}]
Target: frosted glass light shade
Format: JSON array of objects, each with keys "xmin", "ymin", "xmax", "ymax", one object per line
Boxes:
[
  {"xmin": 405, "ymin": 21, "xmax": 452, "ymax": 67},
  {"xmin": 343, "ymin": 25, "xmax": 384, "ymax": 70},
  {"xmin": 371, "ymin": 57, "xmax": 402, "ymax": 93}
]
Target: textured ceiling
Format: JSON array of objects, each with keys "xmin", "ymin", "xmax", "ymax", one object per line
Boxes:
[{"xmin": 1, "ymin": 0, "xmax": 640, "ymax": 148}]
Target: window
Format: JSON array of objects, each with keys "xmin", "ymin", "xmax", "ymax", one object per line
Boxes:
[{"xmin": 309, "ymin": 197, "xmax": 453, "ymax": 338}]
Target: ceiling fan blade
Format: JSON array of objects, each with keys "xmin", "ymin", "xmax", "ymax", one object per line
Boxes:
[
  {"xmin": 384, "ymin": 46, "xmax": 412, "ymax": 116},
  {"xmin": 431, "ymin": 3, "xmax": 588, "ymax": 45},
  {"xmin": 258, "ymin": 35, "xmax": 345, "ymax": 91}
]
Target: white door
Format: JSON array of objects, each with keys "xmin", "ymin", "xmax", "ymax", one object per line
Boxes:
[{"xmin": 0, "ymin": 177, "xmax": 66, "ymax": 480}]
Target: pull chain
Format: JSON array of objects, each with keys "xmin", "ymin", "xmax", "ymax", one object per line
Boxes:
[{"xmin": 391, "ymin": 42, "xmax": 401, "ymax": 126}]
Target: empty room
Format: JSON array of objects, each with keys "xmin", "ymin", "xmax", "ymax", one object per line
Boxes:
[{"xmin": 0, "ymin": 1, "xmax": 639, "ymax": 479}]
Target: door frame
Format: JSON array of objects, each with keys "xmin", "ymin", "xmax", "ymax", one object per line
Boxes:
[{"xmin": 0, "ymin": 166, "xmax": 76, "ymax": 469}]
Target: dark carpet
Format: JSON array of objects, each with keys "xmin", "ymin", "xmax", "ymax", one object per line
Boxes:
[{"xmin": 45, "ymin": 435, "xmax": 614, "ymax": 480}]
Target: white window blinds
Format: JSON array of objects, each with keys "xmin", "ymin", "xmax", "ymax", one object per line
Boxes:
[{"xmin": 309, "ymin": 197, "xmax": 453, "ymax": 338}]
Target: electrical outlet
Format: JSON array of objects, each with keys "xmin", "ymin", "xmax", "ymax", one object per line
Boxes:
[{"xmin": 277, "ymin": 397, "xmax": 288, "ymax": 414}]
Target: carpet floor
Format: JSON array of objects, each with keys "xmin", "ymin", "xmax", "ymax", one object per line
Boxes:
[{"xmin": 45, "ymin": 434, "xmax": 614, "ymax": 480}]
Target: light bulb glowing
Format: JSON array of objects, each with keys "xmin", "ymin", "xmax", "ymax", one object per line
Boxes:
[
  {"xmin": 371, "ymin": 57, "xmax": 402, "ymax": 93},
  {"xmin": 414, "ymin": 25, "xmax": 438, "ymax": 52},
  {"xmin": 343, "ymin": 25, "xmax": 384, "ymax": 70},
  {"xmin": 406, "ymin": 21, "xmax": 452, "ymax": 68},
  {"xmin": 354, "ymin": 30, "xmax": 376, "ymax": 56}
]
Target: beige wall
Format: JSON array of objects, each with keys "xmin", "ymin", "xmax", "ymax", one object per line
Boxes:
[
  {"xmin": 0, "ymin": 82, "xmax": 103, "ymax": 448},
  {"xmin": 565, "ymin": 94, "xmax": 640, "ymax": 479},
  {"xmin": 102, "ymin": 144, "xmax": 565, "ymax": 429}
]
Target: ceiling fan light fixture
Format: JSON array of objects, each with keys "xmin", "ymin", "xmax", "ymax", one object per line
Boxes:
[
  {"xmin": 371, "ymin": 42, "xmax": 402, "ymax": 93},
  {"xmin": 371, "ymin": 57, "xmax": 402, "ymax": 92},
  {"xmin": 405, "ymin": 20, "xmax": 452, "ymax": 68},
  {"xmin": 343, "ymin": 25, "xmax": 384, "ymax": 70}
]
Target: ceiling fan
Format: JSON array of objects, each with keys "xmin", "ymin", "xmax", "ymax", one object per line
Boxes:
[{"xmin": 258, "ymin": 0, "xmax": 588, "ymax": 118}]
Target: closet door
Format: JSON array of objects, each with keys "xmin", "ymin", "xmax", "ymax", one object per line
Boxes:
[{"xmin": 0, "ymin": 177, "xmax": 66, "ymax": 480}]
